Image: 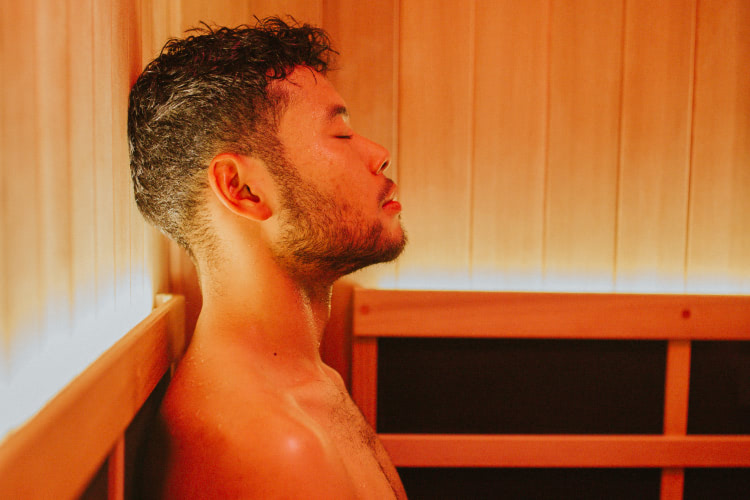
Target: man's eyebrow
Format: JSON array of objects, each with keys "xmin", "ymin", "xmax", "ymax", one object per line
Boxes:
[{"xmin": 327, "ymin": 105, "xmax": 350, "ymax": 122}]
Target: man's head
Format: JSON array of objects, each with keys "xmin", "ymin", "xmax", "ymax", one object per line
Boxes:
[
  {"xmin": 128, "ymin": 17, "xmax": 334, "ymax": 261},
  {"xmin": 129, "ymin": 17, "xmax": 406, "ymax": 282},
  {"xmin": 265, "ymin": 68, "xmax": 406, "ymax": 283}
]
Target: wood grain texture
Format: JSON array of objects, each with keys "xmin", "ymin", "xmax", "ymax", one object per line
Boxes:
[
  {"xmin": 107, "ymin": 436, "xmax": 125, "ymax": 500},
  {"xmin": 687, "ymin": 0, "xmax": 750, "ymax": 293},
  {"xmin": 663, "ymin": 340, "xmax": 691, "ymax": 435},
  {"xmin": 320, "ymin": 279, "xmax": 356, "ymax": 390},
  {"xmin": 397, "ymin": 0, "xmax": 474, "ymax": 288},
  {"xmin": 0, "ymin": 0, "xmax": 6, "ymax": 358},
  {"xmin": 94, "ymin": 0, "xmax": 117, "ymax": 315},
  {"xmin": 379, "ymin": 434, "xmax": 750, "ymax": 468},
  {"xmin": 660, "ymin": 468, "xmax": 684, "ymax": 500},
  {"xmin": 617, "ymin": 0, "xmax": 696, "ymax": 293},
  {"xmin": 2, "ymin": 1, "xmax": 41, "ymax": 365},
  {"xmin": 0, "ymin": 296, "xmax": 185, "ymax": 500},
  {"xmin": 471, "ymin": 0, "xmax": 549, "ymax": 290},
  {"xmin": 351, "ymin": 337, "xmax": 378, "ymax": 428},
  {"xmin": 353, "ymin": 288, "xmax": 750, "ymax": 339},
  {"xmin": 245, "ymin": 0, "xmax": 322, "ymax": 24},
  {"xmin": 179, "ymin": 0, "xmax": 249, "ymax": 31},
  {"xmin": 36, "ymin": 0, "xmax": 73, "ymax": 341},
  {"xmin": 112, "ymin": 0, "xmax": 134, "ymax": 310},
  {"xmin": 544, "ymin": 0, "xmax": 624, "ymax": 291},
  {"xmin": 69, "ymin": 0, "xmax": 98, "ymax": 328}
]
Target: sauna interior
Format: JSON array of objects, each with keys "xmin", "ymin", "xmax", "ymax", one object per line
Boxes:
[{"xmin": 1, "ymin": 0, "xmax": 749, "ymax": 499}]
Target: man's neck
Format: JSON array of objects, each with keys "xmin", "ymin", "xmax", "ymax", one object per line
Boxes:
[{"xmin": 195, "ymin": 257, "xmax": 334, "ymax": 375}]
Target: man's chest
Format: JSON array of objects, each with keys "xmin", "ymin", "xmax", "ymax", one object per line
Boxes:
[{"xmin": 294, "ymin": 382, "xmax": 404, "ymax": 499}]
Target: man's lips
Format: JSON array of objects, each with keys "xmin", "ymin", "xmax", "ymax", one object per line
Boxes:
[{"xmin": 380, "ymin": 180, "xmax": 399, "ymax": 208}]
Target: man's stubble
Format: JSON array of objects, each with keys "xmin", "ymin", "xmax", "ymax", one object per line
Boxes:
[{"xmin": 268, "ymin": 153, "xmax": 406, "ymax": 282}]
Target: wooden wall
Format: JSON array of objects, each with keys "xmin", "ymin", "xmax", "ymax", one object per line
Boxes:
[
  {"xmin": 0, "ymin": 0, "xmax": 174, "ymax": 440},
  {"xmin": 327, "ymin": 0, "xmax": 750, "ymax": 294},
  {"xmin": 1, "ymin": 0, "xmax": 747, "ymax": 439},
  {"xmin": 166, "ymin": 0, "xmax": 750, "ymax": 301},
  {"xmin": 163, "ymin": 0, "xmax": 750, "ymax": 295}
]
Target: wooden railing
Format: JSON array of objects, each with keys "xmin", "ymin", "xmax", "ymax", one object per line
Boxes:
[
  {"xmin": 0, "ymin": 295, "xmax": 185, "ymax": 500},
  {"xmin": 351, "ymin": 289, "xmax": 750, "ymax": 500}
]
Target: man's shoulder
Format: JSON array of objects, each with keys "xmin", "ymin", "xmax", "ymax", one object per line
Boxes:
[{"xmin": 155, "ymin": 355, "xmax": 358, "ymax": 499}]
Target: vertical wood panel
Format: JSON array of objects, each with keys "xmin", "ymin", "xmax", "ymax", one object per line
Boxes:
[
  {"xmin": 1, "ymin": 0, "xmax": 172, "ymax": 442},
  {"xmin": 351, "ymin": 338, "xmax": 378, "ymax": 428},
  {"xmin": 472, "ymin": 0, "xmax": 549, "ymax": 290},
  {"xmin": 663, "ymin": 340, "xmax": 691, "ymax": 435},
  {"xmin": 545, "ymin": 0, "xmax": 624, "ymax": 291},
  {"xmin": 0, "ymin": 0, "xmax": 7, "ymax": 365},
  {"xmin": 112, "ymin": 0, "xmax": 134, "ymax": 309},
  {"xmin": 2, "ymin": 1, "xmax": 41, "ymax": 367},
  {"xmin": 133, "ymin": 0, "xmax": 155, "ymax": 306},
  {"xmin": 94, "ymin": 0, "xmax": 116, "ymax": 315},
  {"xmin": 244, "ymin": 0, "xmax": 322, "ymax": 25},
  {"xmin": 687, "ymin": 0, "xmax": 750, "ymax": 293},
  {"xmin": 398, "ymin": 0, "xmax": 474, "ymax": 288},
  {"xmin": 660, "ymin": 468, "xmax": 684, "ymax": 500},
  {"xmin": 617, "ymin": 0, "xmax": 695, "ymax": 293},
  {"xmin": 36, "ymin": 0, "xmax": 72, "ymax": 343},
  {"xmin": 148, "ymin": 0, "xmax": 181, "ymax": 62},
  {"xmin": 179, "ymin": 0, "xmax": 249, "ymax": 31},
  {"xmin": 107, "ymin": 436, "xmax": 125, "ymax": 500},
  {"xmin": 660, "ymin": 338, "xmax": 691, "ymax": 500},
  {"xmin": 69, "ymin": 0, "xmax": 97, "ymax": 327},
  {"xmin": 323, "ymin": 0, "xmax": 398, "ymax": 288}
]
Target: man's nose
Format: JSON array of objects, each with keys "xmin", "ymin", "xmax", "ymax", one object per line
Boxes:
[
  {"xmin": 364, "ymin": 136, "xmax": 391, "ymax": 175},
  {"xmin": 376, "ymin": 156, "xmax": 390, "ymax": 175}
]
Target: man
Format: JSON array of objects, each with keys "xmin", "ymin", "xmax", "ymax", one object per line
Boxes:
[{"xmin": 128, "ymin": 17, "xmax": 407, "ymax": 499}]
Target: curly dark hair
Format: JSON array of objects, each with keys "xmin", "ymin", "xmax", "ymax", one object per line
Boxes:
[{"xmin": 128, "ymin": 16, "xmax": 336, "ymax": 262}]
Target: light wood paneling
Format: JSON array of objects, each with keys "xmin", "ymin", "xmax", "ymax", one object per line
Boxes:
[
  {"xmin": 112, "ymin": 0, "xmax": 134, "ymax": 309},
  {"xmin": 380, "ymin": 434, "xmax": 750, "ymax": 468},
  {"xmin": 36, "ymin": 0, "xmax": 72, "ymax": 341},
  {"xmin": 617, "ymin": 0, "xmax": 696, "ymax": 293},
  {"xmin": 353, "ymin": 289, "xmax": 750, "ymax": 340},
  {"xmin": 180, "ymin": 0, "xmax": 250, "ymax": 31},
  {"xmin": 318, "ymin": 0, "xmax": 749, "ymax": 294},
  {"xmin": 545, "ymin": 0, "xmax": 624, "ymax": 291},
  {"xmin": 69, "ymin": 0, "xmax": 98, "ymax": 327},
  {"xmin": 324, "ymin": 0, "xmax": 399, "ymax": 288},
  {"xmin": 687, "ymin": 0, "xmax": 750, "ymax": 293},
  {"xmin": 245, "ymin": 0, "xmax": 322, "ymax": 25},
  {"xmin": 2, "ymin": 1, "xmax": 41, "ymax": 365},
  {"xmin": 1, "ymin": 0, "xmax": 173, "ymax": 442},
  {"xmin": 95, "ymin": 0, "xmax": 117, "ymax": 314},
  {"xmin": 471, "ymin": 0, "xmax": 549, "ymax": 290},
  {"xmin": 397, "ymin": 0, "xmax": 475, "ymax": 288},
  {"xmin": 179, "ymin": 0, "xmax": 324, "ymax": 32},
  {"xmin": 146, "ymin": 0, "xmax": 182, "ymax": 61},
  {"xmin": 0, "ymin": 1, "xmax": 6, "ymax": 362}
]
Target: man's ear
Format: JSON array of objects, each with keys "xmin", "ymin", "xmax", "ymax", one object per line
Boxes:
[{"xmin": 208, "ymin": 153, "xmax": 273, "ymax": 221}]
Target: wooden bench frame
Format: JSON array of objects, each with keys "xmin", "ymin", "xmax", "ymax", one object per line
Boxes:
[
  {"xmin": 0, "ymin": 294, "xmax": 185, "ymax": 499},
  {"xmin": 351, "ymin": 289, "xmax": 750, "ymax": 500}
]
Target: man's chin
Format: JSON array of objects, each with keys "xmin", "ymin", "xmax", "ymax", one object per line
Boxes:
[{"xmin": 343, "ymin": 232, "xmax": 408, "ymax": 276}]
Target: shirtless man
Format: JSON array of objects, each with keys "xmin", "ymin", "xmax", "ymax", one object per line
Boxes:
[{"xmin": 128, "ymin": 18, "xmax": 407, "ymax": 499}]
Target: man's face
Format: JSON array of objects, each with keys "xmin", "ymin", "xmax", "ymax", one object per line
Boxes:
[{"xmin": 266, "ymin": 67, "xmax": 406, "ymax": 281}]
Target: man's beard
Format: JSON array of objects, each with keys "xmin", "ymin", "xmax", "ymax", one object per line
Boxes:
[{"xmin": 268, "ymin": 157, "xmax": 406, "ymax": 282}]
